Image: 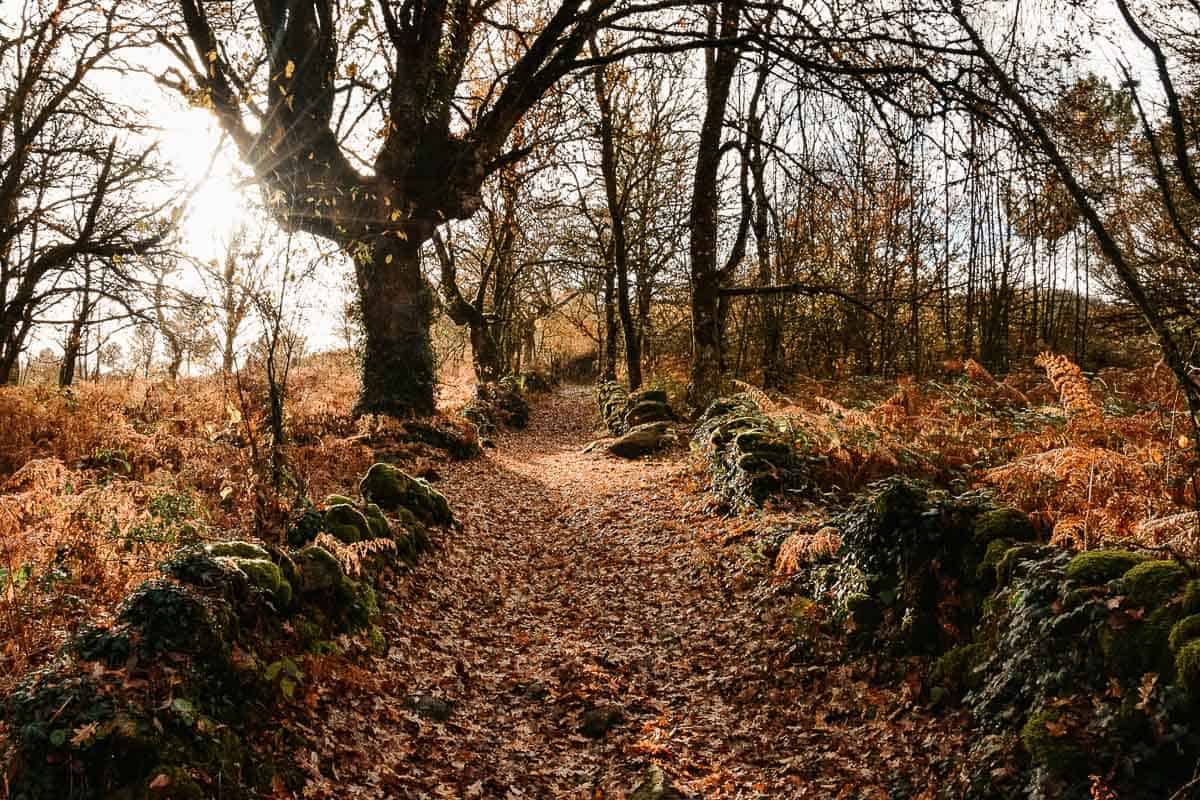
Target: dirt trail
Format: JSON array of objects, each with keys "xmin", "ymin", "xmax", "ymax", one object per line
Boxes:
[{"xmin": 299, "ymin": 389, "xmax": 961, "ymax": 799}]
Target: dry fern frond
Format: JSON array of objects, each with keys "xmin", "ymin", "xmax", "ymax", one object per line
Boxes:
[
  {"xmin": 775, "ymin": 526, "xmax": 842, "ymax": 576},
  {"xmin": 314, "ymin": 533, "xmax": 397, "ymax": 576},
  {"xmin": 731, "ymin": 379, "xmax": 776, "ymax": 412},
  {"xmin": 1034, "ymin": 352, "xmax": 1101, "ymax": 422},
  {"xmin": 964, "ymin": 359, "xmax": 997, "ymax": 386}
]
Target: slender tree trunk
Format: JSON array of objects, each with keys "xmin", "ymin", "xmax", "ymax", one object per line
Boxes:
[
  {"xmin": 591, "ymin": 43, "xmax": 642, "ymax": 390},
  {"xmin": 602, "ymin": 265, "xmax": 619, "ymax": 382},
  {"xmin": 688, "ymin": 0, "xmax": 741, "ymax": 410},
  {"xmin": 355, "ymin": 236, "xmax": 436, "ymax": 417}
]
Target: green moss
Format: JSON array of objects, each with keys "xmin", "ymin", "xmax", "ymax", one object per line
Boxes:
[
  {"xmin": 323, "ymin": 494, "xmax": 357, "ymax": 508},
  {"xmin": 972, "ymin": 508, "xmax": 1037, "ymax": 547},
  {"xmin": 1100, "ymin": 605, "xmax": 1179, "ymax": 678},
  {"xmin": 1065, "ymin": 549, "xmax": 1149, "ymax": 585},
  {"xmin": 978, "ymin": 537, "xmax": 1015, "ymax": 579},
  {"xmin": 1183, "ymin": 580, "xmax": 1200, "ymax": 614},
  {"xmin": 359, "ymin": 463, "xmax": 453, "ymax": 526},
  {"xmin": 1175, "ymin": 640, "xmax": 1200, "ymax": 701},
  {"xmin": 1170, "ymin": 614, "xmax": 1200, "ymax": 653},
  {"xmin": 1020, "ymin": 708, "xmax": 1086, "ymax": 775},
  {"xmin": 206, "ymin": 541, "xmax": 269, "ymax": 560},
  {"xmin": 363, "ymin": 503, "xmax": 391, "ymax": 539},
  {"xmin": 930, "ymin": 642, "xmax": 986, "ymax": 691},
  {"xmin": 229, "ymin": 558, "xmax": 291, "ymax": 609},
  {"xmin": 292, "ymin": 546, "xmax": 343, "ymax": 594},
  {"xmin": 1122, "ymin": 560, "xmax": 1187, "ymax": 608},
  {"xmin": 995, "ymin": 544, "xmax": 1040, "ymax": 586},
  {"xmin": 323, "ymin": 503, "xmax": 369, "ymax": 544}
]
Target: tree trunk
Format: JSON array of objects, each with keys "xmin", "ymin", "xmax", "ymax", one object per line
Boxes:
[
  {"xmin": 469, "ymin": 319, "xmax": 504, "ymax": 383},
  {"xmin": 688, "ymin": 0, "xmax": 741, "ymax": 410},
  {"xmin": 355, "ymin": 236, "xmax": 436, "ymax": 417},
  {"xmin": 602, "ymin": 265, "xmax": 619, "ymax": 382}
]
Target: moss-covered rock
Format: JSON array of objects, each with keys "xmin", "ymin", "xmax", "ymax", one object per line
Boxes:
[
  {"xmin": 972, "ymin": 507, "xmax": 1037, "ymax": 547},
  {"xmin": 1176, "ymin": 640, "xmax": 1200, "ymax": 701},
  {"xmin": 623, "ymin": 400, "xmax": 673, "ymax": 429},
  {"xmin": 322, "ymin": 494, "xmax": 357, "ymax": 508},
  {"xmin": 1021, "ymin": 708, "xmax": 1086, "ymax": 776},
  {"xmin": 117, "ymin": 579, "xmax": 234, "ymax": 662},
  {"xmin": 1122, "ymin": 559, "xmax": 1188, "ymax": 608},
  {"xmin": 363, "ymin": 503, "xmax": 391, "ymax": 539},
  {"xmin": 1064, "ymin": 549, "xmax": 1149, "ymax": 586},
  {"xmin": 359, "ymin": 463, "xmax": 453, "ymax": 526},
  {"xmin": 228, "ymin": 557, "xmax": 292, "ymax": 609},
  {"xmin": 994, "ymin": 544, "xmax": 1042, "ymax": 587},
  {"xmin": 286, "ymin": 506, "xmax": 325, "ymax": 548},
  {"xmin": 322, "ymin": 503, "xmax": 370, "ymax": 544},
  {"xmin": 1183, "ymin": 580, "xmax": 1200, "ymax": 615},
  {"xmin": 292, "ymin": 545, "xmax": 344, "ymax": 594},
  {"xmin": 930, "ymin": 642, "xmax": 986, "ymax": 693},
  {"xmin": 1100, "ymin": 605, "xmax": 1180, "ymax": 678},
  {"xmin": 1169, "ymin": 614, "xmax": 1200, "ymax": 653},
  {"xmin": 206, "ymin": 541, "xmax": 270, "ymax": 560}
]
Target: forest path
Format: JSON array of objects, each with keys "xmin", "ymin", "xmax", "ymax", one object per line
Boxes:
[{"xmin": 299, "ymin": 388, "xmax": 961, "ymax": 799}]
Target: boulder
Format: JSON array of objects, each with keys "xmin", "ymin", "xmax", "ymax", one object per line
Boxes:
[
  {"xmin": 630, "ymin": 765, "xmax": 686, "ymax": 800},
  {"xmin": 359, "ymin": 463, "xmax": 453, "ymax": 527},
  {"xmin": 322, "ymin": 503, "xmax": 370, "ymax": 544},
  {"xmin": 606, "ymin": 422, "xmax": 675, "ymax": 459}
]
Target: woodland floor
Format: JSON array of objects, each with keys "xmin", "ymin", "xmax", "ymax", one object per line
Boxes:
[{"xmin": 291, "ymin": 388, "xmax": 968, "ymax": 799}]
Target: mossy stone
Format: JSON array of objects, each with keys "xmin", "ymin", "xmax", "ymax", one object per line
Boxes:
[
  {"xmin": 359, "ymin": 463, "xmax": 453, "ymax": 526},
  {"xmin": 1100, "ymin": 605, "xmax": 1179, "ymax": 678},
  {"xmin": 293, "ymin": 545, "xmax": 344, "ymax": 593},
  {"xmin": 1021, "ymin": 708, "xmax": 1086, "ymax": 775},
  {"xmin": 995, "ymin": 544, "xmax": 1040, "ymax": 586},
  {"xmin": 363, "ymin": 503, "xmax": 391, "ymax": 539},
  {"xmin": 1065, "ymin": 549, "xmax": 1149, "ymax": 586},
  {"xmin": 228, "ymin": 557, "xmax": 291, "ymax": 609},
  {"xmin": 323, "ymin": 494, "xmax": 357, "ymax": 508},
  {"xmin": 1175, "ymin": 640, "xmax": 1200, "ymax": 701},
  {"xmin": 978, "ymin": 537, "xmax": 1015, "ymax": 580},
  {"xmin": 930, "ymin": 642, "xmax": 986, "ymax": 692},
  {"xmin": 1170, "ymin": 614, "xmax": 1200, "ymax": 653},
  {"xmin": 1122, "ymin": 560, "xmax": 1187, "ymax": 608},
  {"xmin": 1183, "ymin": 580, "xmax": 1200, "ymax": 615},
  {"xmin": 629, "ymin": 388, "xmax": 669, "ymax": 405},
  {"xmin": 206, "ymin": 541, "xmax": 270, "ymax": 560},
  {"xmin": 323, "ymin": 503, "xmax": 370, "ymax": 544},
  {"xmin": 117, "ymin": 579, "xmax": 233, "ymax": 661},
  {"xmin": 972, "ymin": 508, "xmax": 1037, "ymax": 547}
]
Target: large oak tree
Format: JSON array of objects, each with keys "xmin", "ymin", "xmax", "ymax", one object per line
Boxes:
[{"xmin": 163, "ymin": 0, "xmax": 716, "ymax": 416}]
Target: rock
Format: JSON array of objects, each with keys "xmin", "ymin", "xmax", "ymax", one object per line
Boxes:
[
  {"xmin": 323, "ymin": 503, "xmax": 370, "ymax": 543},
  {"xmin": 1064, "ymin": 549, "xmax": 1149, "ymax": 585},
  {"xmin": 1021, "ymin": 708, "xmax": 1086, "ymax": 777},
  {"xmin": 293, "ymin": 545, "xmax": 344, "ymax": 593},
  {"xmin": 623, "ymin": 400, "xmax": 673, "ymax": 429},
  {"xmin": 606, "ymin": 422, "xmax": 675, "ymax": 458},
  {"xmin": 363, "ymin": 503, "xmax": 391, "ymax": 539},
  {"xmin": 286, "ymin": 506, "xmax": 325, "ymax": 547},
  {"xmin": 630, "ymin": 765, "xmax": 685, "ymax": 800},
  {"xmin": 1177, "ymin": 640, "xmax": 1200, "ymax": 700},
  {"xmin": 226, "ymin": 557, "xmax": 292, "ymax": 608},
  {"xmin": 972, "ymin": 507, "xmax": 1037, "ymax": 547},
  {"xmin": 1122, "ymin": 559, "xmax": 1188, "ymax": 608},
  {"xmin": 579, "ymin": 704, "xmax": 624, "ymax": 738},
  {"xmin": 1169, "ymin": 614, "xmax": 1200, "ymax": 652},
  {"xmin": 408, "ymin": 693, "xmax": 452, "ymax": 722},
  {"xmin": 205, "ymin": 541, "xmax": 270, "ymax": 560},
  {"xmin": 323, "ymin": 493, "xmax": 357, "ymax": 508},
  {"xmin": 359, "ymin": 463, "xmax": 453, "ymax": 526},
  {"xmin": 596, "ymin": 381, "xmax": 631, "ymax": 434}
]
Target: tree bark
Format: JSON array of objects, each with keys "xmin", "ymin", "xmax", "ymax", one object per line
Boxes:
[
  {"xmin": 688, "ymin": 0, "xmax": 742, "ymax": 410},
  {"xmin": 355, "ymin": 235, "xmax": 436, "ymax": 417}
]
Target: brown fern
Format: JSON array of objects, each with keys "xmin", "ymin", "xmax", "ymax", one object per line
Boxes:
[
  {"xmin": 1034, "ymin": 352, "xmax": 1102, "ymax": 422},
  {"xmin": 314, "ymin": 533, "xmax": 397, "ymax": 576}
]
